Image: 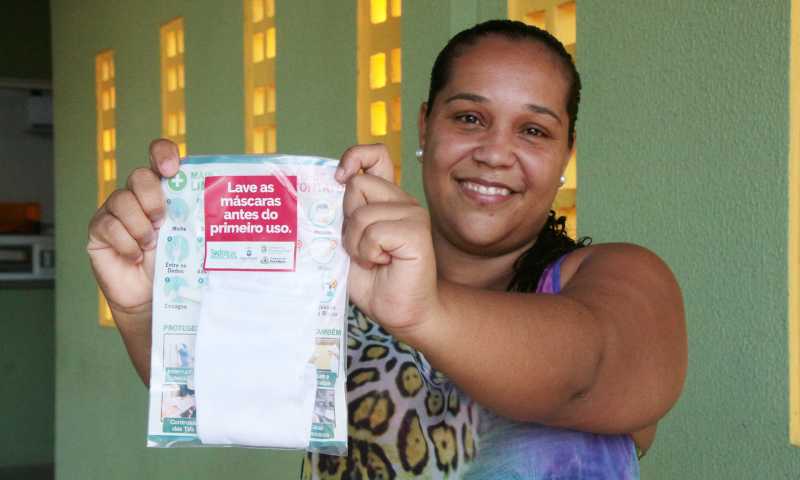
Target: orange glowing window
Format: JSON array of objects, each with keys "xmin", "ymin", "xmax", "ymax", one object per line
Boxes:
[
  {"xmin": 160, "ymin": 18, "xmax": 187, "ymax": 156},
  {"xmin": 358, "ymin": 0, "xmax": 402, "ymax": 182},
  {"xmin": 95, "ymin": 49, "xmax": 118, "ymax": 327},
  {"xmin": 244, "ymin": 0, "xmax": 277, "ymax": 153}
]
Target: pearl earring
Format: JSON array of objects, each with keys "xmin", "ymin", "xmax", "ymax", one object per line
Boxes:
[
  {"xmin": 559, "ymin": 175, "xmax": 566, "ymax": 187},
  {"xmin": 415, "ymin": 147, "xmax": 424, "ymax": 161}
]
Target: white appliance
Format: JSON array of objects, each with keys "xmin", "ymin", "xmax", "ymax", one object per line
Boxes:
[{"xmin": 0, "ymin": 235, "xmax": 54, "ymax": 281}]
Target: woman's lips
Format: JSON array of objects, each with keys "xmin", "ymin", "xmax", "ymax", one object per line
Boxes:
[{"xmin": 457, "ymin": 179, "xmax": 515, "ymax": 204}]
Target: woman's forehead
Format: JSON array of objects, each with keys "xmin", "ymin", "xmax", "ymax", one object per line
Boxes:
[{"xmin": 441, "ymin": 37, "xmax": 570, "ymax": 110}]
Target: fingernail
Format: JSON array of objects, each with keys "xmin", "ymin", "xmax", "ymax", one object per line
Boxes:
[
  {"xmin": 153, "ymin": 217, "xmax": 164, "ymax": 229},
  {"xmin": 335, "ymin": 167, "xmax": 345, "ymax": 182}
]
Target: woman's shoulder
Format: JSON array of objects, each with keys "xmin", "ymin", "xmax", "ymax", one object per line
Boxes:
[{"xmin": 558, "ymin": 242, "xmax": 675, "ymax": 292}]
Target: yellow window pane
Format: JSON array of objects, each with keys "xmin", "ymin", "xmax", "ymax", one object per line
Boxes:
[
  {"xmin": 370, "ymin": 101, "xmax": 387, "ymax": 136},
  {"xmin": 102, "ymin": 296, "xmax": 113, "ymax": 324},
  {"xmin": 168, "ymin": 67, "xmax": 177, "ymax": 92},
  {"xmin": 103, "ymin": 129, "xmax": 112, "ymax": 152},
  {"xmin": 556, "ymin": 1, "xmax": 576, "ymax": 46},
  {"xmin": 178, "ymin": 143, "xmax": 186, "ymax": 157},
  {"xmin": 104, "ymin": 157, "xmax": 116, "ymax": 182},
  {"xmin": 266, "ymin": 27, "xmax": 276, "ymax": 59},
  {"xmin": 253, "ymin": 127, "xmax": 265, "ymax": 153},
  {"xmin": 178, "ymin": 64, "xmax": 185, "ymax": 89},
  {"xmin": 267, "ymin": 85, "xmax": 276, "ymax": 113},
  {"xmin": 102, "ymin": 90, "xmax": 110, "ymax": 111},
  {"xmin": 110, "ymin": 87, "xmax": 116, "ymax": 109},
  {"xmin": 111, "ymin": 128, "xmax": 116, "ymax": 150},
  {"xmin": 254, "ymin": 87, "xmax": 266, "ymax": 115},
  {"xmin": 371, "ymin": 0, "xmax": 387, "ymax": 24},
  {"xmin": 564, "ymin": 152, "xmax": 577, "ymax": 189},
  {"xmin": 253, "ymin": 32, "xmax": 265, "ymax": 63},
  {"xmin": 390, "ymin": 48, "xmax": 401, "ymax": 83},
  {"xmin": 167, "ymin": 31, "xmax": 177, "ymax": 57},
  {"xmin": 252, "ymin": 0, "xmax": 264, "ymax": 22},
  {"xmin": 101, "ymin": 60, "xmax": 110, "ymax": 81},
  {"xmin": 266, "ymin": 0, "xmax": 275, "ymax": 17},
  {"xmin": 267, "ymin": 125, "xmax": 276, "ymax": 153},
  {"xmin": 177, "ymin": 29, "xmax": 184, "ymax": 54},
  {"xmin": 179, "ymin": 110, "xmax": 186, "ymax": 135},
  {"xmin": 109, "ymin": 57, "xmax": 115, "ymax": 78},
  {"xmin": 391, "ymin": 0, "xmax": 401, "ymax": 17},
  {"xmin": 103, "ymin": 159, "xmax": 111, "ymax": 182},
  {"xmin": 168, "ymin": 113, "xmax": 178, "ymax": 136},
  {"xmin": 390, "ymin": 96, "xmax": 401, "ymax": 132},
  {"xmin": 370, "ymin": 52, "xmax": 386, "ymax": 89},
  {"xmin": 525, "ymin": 10, "xmax": 546, "ymax": 30}
]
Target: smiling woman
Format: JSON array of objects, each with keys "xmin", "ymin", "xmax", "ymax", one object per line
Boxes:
[{"xmin": 87, "ymin": 19, "xmax": 686, "ymax": 480}]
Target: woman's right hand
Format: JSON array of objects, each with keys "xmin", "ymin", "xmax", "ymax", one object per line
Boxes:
[{"xmin": 87, "ymin": 139, "xmax": 181, "ymax": 320}]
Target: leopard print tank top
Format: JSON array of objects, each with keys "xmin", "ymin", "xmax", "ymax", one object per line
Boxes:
[{"xmin": 302, "ymin": 257, "xmax": 640, "ymax": 479}]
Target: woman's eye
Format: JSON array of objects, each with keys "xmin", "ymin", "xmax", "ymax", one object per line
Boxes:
[
  {"xmin": 456, "ymin": 114, "xmax": 481, "ymax": 125},
  {"xmin": 524, "ymin": 126, "xmax": 545, "ymax": 137}
]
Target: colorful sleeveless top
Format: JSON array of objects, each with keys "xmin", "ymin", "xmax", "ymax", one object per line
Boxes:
[{"xmin": 302, "ymin": 257, "xmax": 640, "ymax": 479}]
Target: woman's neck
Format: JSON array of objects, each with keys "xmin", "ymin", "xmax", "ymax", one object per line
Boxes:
[{"xmin": 432, "ymin": 229, "xmax": 536, "ymax": 291}]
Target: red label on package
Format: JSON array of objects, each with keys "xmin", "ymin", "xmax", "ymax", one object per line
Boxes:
[{"xmin": 203, "ymin": 175, "xmax": 297, "ymax": 271}]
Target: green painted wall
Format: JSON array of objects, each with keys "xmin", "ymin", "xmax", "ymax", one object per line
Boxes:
[
  {"xmin": 0, "ymin": 288, "xmax": 54, "ymax": 467},
  {"xmin": 578, "ymin": 1, "xmax": 798, "ymax": 478},
  {"xmin": 52, "ymin": 0, "xmax": 800, "ymax": 478}
]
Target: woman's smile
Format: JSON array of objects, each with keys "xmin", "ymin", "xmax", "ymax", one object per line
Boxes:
[{"xmin": 457, "ymin": 178, "xmax": 515, "ymax": 205}]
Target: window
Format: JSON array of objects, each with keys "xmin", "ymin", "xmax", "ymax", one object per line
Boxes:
[
  {"xmin": 357, "ymin": 0, "xmax": 402, "ymax": 182},
  {"xmin": 244, "ymin": 0, "xmax": 277, "ymax": 153},
  {"xmin": 160, "ymin": 18, "xmax": 187, "ymax": 157},
  {"xmin": 95, "ymin": 50, "xmax": 117, "ymax": 327},
  {"xmin": 509, "ymin": 0, "xmax": 577, "ymax": 238},
  {"xmin": 789, "ymin": 0, "xmax": 800, "ymax": 447}
]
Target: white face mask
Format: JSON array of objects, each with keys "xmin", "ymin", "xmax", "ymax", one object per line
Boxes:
[{"xmin": 146, "ymin": 155, "xmax": 349, "ymax": 456}]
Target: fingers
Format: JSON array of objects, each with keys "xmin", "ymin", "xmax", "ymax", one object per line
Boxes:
[
  {"xmin": 343, "ymin": 202, "xmax": 429, "ymax": 266},
  {"xmin": 149, "ymin": 138, "xmax": 181, "ymax": 178},
  {"xmin": 88, "ymin": 208, "xmax": 146, "ymax": 263},
  {"xmin": 126, "ymin": 167, "xmax": 167, "ymax": 228},
  {"xmin": 343, "ymin": 173, "xmax": 417, "ymax": 218},
  {"xmin": 102, "ymin": 190, "xmax": 158, "ymax": 252},
  {"xmin": 336, "ymin": 144, "xmax": 395, "ymax": 184}
]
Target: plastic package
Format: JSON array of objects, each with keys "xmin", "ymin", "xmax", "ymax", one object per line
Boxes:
[{"xmin": 146, "ymin": 154, "xmax": 348, "ymax": 456}]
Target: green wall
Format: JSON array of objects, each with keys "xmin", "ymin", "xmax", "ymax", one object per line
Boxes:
[
  {"xmin": 0, "ymin": 288, "xmax": 54, "ymax": 467},
  {"xmin": 578, "ymin": 1, "xmax": 798, "ymax": 478},
  {"xmin": 51, "ymin": 0, "xmax": 800, "ymax": 478}
]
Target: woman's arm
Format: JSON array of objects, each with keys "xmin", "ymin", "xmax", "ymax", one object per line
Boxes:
[
  {"xmin": 406, "ymin": 243, "xmax": 687, "ymax": 434},
  {"xmin": 338, "ymin": 144, "xmax": 687, "ymax": 435}
]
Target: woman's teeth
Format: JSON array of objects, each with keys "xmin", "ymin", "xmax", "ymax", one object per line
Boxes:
[{"xmin": 462, "ymin": 181, "xmax": 511, "ymax": 196}]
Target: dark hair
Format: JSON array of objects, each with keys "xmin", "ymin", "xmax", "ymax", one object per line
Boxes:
[
  {"xmin": 426, "ymin": 20, "xmax": 589, "ymax": 291},
  {"xmin": 426, "ymin": 19, "xmax": 581, "ymax": 147},
  {"xmin": 506, "ymin": 211, "xmax": 591, "ymax": 293}
]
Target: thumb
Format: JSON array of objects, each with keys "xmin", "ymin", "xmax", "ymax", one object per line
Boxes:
[{"xmin": 148, "ymin": 138, "xmax": 181, "ymax": 178}]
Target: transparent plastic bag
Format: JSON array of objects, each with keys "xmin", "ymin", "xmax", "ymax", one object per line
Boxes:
[{"xmin": 146, "ymin": 154, "xmax": 348, "ymax": 456}]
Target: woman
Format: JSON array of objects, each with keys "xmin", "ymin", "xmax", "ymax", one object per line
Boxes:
[{"xmin": 88, "ymin": 20, "xmax": 686, "ymax": 479}]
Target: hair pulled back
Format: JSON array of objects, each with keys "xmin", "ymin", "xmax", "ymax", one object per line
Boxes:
[
  {"xmin": 425, "ymin": 20, "xmax": 589, "ymax": 291},
  {"xmin": 426, "ymin": 19, "xmax": 581, "ymax": 147}
]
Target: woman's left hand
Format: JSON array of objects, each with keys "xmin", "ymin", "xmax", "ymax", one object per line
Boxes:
[{"xmin": 336, "ymin": 144, "xmax": 439, "ymax": 339}]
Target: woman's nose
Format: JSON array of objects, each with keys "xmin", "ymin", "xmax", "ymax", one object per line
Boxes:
[{"xmin": 471, "ymin": 127, "xmax": 516, "ymax": 168}]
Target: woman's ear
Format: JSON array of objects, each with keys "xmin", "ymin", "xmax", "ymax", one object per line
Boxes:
[{"xmin": 417, "ymin": 102, "xmax": 429, "ymax": 150}]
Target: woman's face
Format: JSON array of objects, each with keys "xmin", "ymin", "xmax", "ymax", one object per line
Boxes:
[{"xmin": 419, "ymin": 36, "xmax": 573, "ymax": 257}]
